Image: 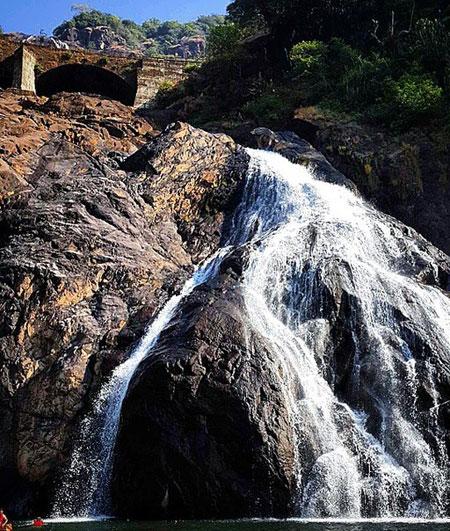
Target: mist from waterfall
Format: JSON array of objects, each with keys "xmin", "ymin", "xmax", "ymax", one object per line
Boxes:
[{"xmin": 53, "ymin": 148, "xmax": 449, "ymax": 519}]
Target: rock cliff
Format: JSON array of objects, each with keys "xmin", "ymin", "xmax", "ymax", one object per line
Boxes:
[
  {"xmin": 0, "ymin": 91, "xmax": 248, "ymax": 515},
  {"xmin": 112, "ymin": 250, "xmax": 298, "ymax": 519}
]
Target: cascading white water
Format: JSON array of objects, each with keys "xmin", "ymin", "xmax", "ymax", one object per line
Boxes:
[
  {"xmin": 231, "ymin": 149, "xmax": 450, "ymax": 518},
  {"xmin": 52, "ymin": 248, "xmax": 229, "ymax": 517},
  {"xmin": 53, "ymin": 147, "xmax": 449, "ymax": 519}
]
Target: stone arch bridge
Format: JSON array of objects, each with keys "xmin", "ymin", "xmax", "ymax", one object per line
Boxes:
[{"xmin": 0, "ymin": 36, "xmax": 195, "ymax": 107}]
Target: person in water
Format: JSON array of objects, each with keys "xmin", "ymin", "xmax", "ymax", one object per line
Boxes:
[
  {"xmin": 0, "ymin": 509, "xmax": 9, "ymax": 529},
  {"xmin": 33, "ymin": 517, "xmax": 44, "ymax": 527}
]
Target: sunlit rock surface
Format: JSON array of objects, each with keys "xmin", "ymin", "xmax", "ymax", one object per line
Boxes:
[{"xmin": 0, "ymin": 100, "xmax": 248, "ymax": 515}]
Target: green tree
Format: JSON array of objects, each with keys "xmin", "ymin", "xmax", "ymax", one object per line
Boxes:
[
  {"xmin": 207, "ymin": 22, "xmax": 242, "ymax": 58},
  {"xmin": 195, "ymin": 15, "xmax": 226, "ymax": 33},
  {"xmin": 120, "ymin": 19, "xmax": 145, "ymax": 47},
  {"xmin": 71, "ymin": 3, "xmax": 92, "ymax": 14},
  {"xmin": 141, "ymin": 18, "xmax": 162, "ymax": 38},
  {"xmin": 53, "ymin": 9, "xmax": 227, "ymax": 54},
  {"xmin": 54, "ymin": 10, "xmax": 122, "ymax": 35}
]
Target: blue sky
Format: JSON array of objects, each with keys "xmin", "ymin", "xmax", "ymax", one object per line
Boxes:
[{"xmin": 0, "ymin": 0, "xmax": 229, "ymax": 35}]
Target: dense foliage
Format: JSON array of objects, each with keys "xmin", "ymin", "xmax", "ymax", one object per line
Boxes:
[
  {"xmin": 206, "ymin": 22, "xmax": 243, "ymax": 59},
  {"xmin": 53, "ymin": 7, "xmax": 225, "ymax": 55},
  {"xmin": 141, "ymin": 15, "xmax": 225, "ymax": 55},
  {"xmin": 287, "ymin": 15, "xmax": 450, "ymax": 128},
  {"xmin": 163, "ymin": 0, "xmax": 450, "ymax": 130}
]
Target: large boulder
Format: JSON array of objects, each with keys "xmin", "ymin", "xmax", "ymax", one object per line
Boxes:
[{"xmin": 112, "ymin": 252, "xmax": 298, "ymax": 519}]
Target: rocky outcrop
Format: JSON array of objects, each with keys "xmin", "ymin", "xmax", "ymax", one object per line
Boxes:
[
  {"xmin": 56, "ymin": 26, "xmax": 136, "ymax": 56},
  {"xmin": 1, "ymin": 85, "xmax": 449, "ymax": 520},
  {"xmin": 112, "ymin": 251, "xmax": 298, "ymax": 519},
  {"xmin": 0, "ymin": 90, "xmax": 154, "ymax": 197},
  {"xmin": 167, "ymin": 35, "xmax": 206, "ymax": 59},
  {"xmin": 121, "ymin": 122, "xmax": 248, "ymax": 260},
  {"xmin": 0, "ymin": 98, "xmax": 248, "ymax": 516}
]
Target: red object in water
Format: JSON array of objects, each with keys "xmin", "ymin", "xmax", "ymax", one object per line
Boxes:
[{"xmin": 33, "ymin": 519, "xmax": 44, "ymax": 527}]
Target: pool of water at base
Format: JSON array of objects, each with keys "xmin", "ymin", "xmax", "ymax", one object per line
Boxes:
[{"xmin": 13, "ymin": 520, "xmax": 450, "ymax": 531}]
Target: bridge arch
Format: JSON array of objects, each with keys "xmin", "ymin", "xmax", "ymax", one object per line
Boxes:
[{"xmin": 36, "ymin": 63, "xmax": 135, "ymax": 105}]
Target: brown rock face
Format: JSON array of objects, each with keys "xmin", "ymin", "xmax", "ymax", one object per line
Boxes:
[
  {"xmin": 0, "ymin": 92, "xmax": 248, "ymax": 515},
  {"xmin": 0, "ymin": 90, "xmax": 154, "ymax": 194},
  {"xmin": 121, "ymin": 122, "xmax": 248, "ymax": 260},
  {"xmin": 112, "ymin": 253, "xmax": 298, "ymax": 519},
  {"xmin": 3, "ymin": 86, "xmax": 448, "ymax": 521}
]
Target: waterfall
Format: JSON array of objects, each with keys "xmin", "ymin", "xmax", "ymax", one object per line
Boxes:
[
  {"xmin": 52, "ymin": 248, "xmax": 229, "ymax": 517},
  {"xmin": 53, "ymin": 147, "xmax": 449, "ymax": 519},
  {"xmin": 233, "ymin": 149, "xmax": 450, "ymax": 518}
]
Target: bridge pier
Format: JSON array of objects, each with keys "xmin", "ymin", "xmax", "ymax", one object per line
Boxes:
[
  {"xmin": 134, "ymin": 57, "xmax": 193, "ymax": 109},
  {"xmin": 13, "ymin": 45, "xmax": 36, "ymax": 93}
]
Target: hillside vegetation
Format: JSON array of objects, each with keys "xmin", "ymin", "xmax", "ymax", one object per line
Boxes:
[
  {"xmin": 155, "ymin": 0, "xmax": 450, "ymax": 132},
  {"xmin": 53, "ymin": 6, "xmax": 225, "ymax": 56}
]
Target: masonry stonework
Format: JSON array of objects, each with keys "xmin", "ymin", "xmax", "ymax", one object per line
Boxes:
[
  {"xmin": 134, "ymin": 57, "xmax": 195, "ymax": 108},
  {"xmin": 0, "ymin": 36, "xmax": 194, "ymax": 107},
  {"xmin": 12, "ymin": 46, "xmax": 36, "ymax": 92}
]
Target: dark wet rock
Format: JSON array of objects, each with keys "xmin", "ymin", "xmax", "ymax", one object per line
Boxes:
[{"xmin": 112, "ymin": 258, "xmax": 298, "ymax": 519}]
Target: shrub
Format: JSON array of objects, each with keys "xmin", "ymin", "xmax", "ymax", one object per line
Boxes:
[
  {"xmin": 292, "ymin": 38, "xmax": 391, "ymax": 110},
  {"xmin": 290, "ymin": 40, "xmax": 327, "ymax": 77},
  {"xmin": 158, "ymin": 80, "xmax": 176, "ymax": 92},
  {"xmin": 184, "ymin": 63, "xmax": 200, "ymax": 74},
  {"xmin": 243, "ymin": 92, "xmax": 289, "ymax": 123},
  {"xmin": 338, "ymin": 54, "xmax": 391, "ymax": 107},
  {"xmin": 293, "ymin": 39, "xmax": 363, "ymax": 104},
  {"xmin": 155, "ymin": 80, "xmax": 183, "ymax": 107},
  {"xmin": 325, "ymin": 38, "xmax": 359, "ymax": 79},
  {"xmin": 390, "ymin": 74, "xmax": 443, "ymax": 124}
]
